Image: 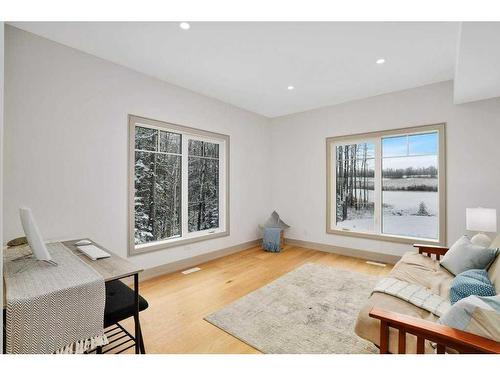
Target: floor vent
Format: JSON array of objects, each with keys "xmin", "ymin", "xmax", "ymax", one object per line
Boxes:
[
  {"xmin": 366, "ymin": 261, "xmax": 386, "ymax": 267},
  {"xmin": 182, "ymin": 267, "xmax": 201, "ymax": 275}
]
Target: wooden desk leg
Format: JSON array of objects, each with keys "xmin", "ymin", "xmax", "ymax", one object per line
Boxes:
[{"xmin": 134, "ymin": 273, "xmax": 140, "ymax": 354}]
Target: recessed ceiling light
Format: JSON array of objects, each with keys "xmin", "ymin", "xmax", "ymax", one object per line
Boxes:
[
  {"xmin": 287, "ymin": 85, "xmax": 295, "ymax": 91},
  {"xmin": 179, "ymin": 22, "xmax": 190, "ymax": 30},
  {"xmin": 376, "ymin": 58, "xmax": 386, "ymax": 65}
]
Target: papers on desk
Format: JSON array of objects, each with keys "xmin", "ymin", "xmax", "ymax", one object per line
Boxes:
[{"xmin": 77, "ymin": 244, "xmax": 111, "ymax": 260}]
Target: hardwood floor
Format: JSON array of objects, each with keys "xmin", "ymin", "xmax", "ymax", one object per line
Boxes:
[{"xmin": 120, "ymin": 244, "xmax": 393, "ymax": 354}]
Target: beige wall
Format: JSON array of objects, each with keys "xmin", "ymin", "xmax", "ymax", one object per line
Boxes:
[
  {"xmin": 3, "ymin": 26, "xmax": 272, "ymax": 270},
  {"xmin": 270, "ymin": 81, "xmax": 500, "ymax": 257}
]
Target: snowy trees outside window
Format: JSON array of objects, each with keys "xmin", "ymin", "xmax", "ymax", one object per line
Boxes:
[
  {"xmin": 135, "ymin": 126, "xmax": 182, "ymax": 245},
  {"xmin": 131, "ymin": 116, "xmax": 228, "ymax": 251},
  {"xmin": 188, "ymin": 140, "xmax": 220, "ymax": 232},
  {"xmin": 328, "ymin": 125, "xmax": 444, "ymax": 243},
  {"xmin": 335, "ymin": 142, "xmax": 375, "ymax": 232}
]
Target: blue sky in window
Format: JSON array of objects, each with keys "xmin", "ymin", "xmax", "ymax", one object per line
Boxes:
[
  {"xmin": 409, "ymin": 133, "xmax": 437, "ymax": 155},
  {"xmin": 382, "ymin": 132, "xmax": 437, "ymax": 157},
  {"xmin": 382, "ymin": 136, "xmax": 406, "ymax": 157}
]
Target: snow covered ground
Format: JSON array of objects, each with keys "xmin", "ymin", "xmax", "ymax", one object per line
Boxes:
[
  {"xmin": 351, "ymin": 189, "xmax": 437, "ymax": 214},
  {"xmin": 383, "ymin": 215, "xmax": 437, "ymax": 239},
  {"xmin": 383, "ymin": 191, "xmax": 437, "ymax": 215},
  {"xmin": 337, "ymin": 190, "xmax": 438, "ymax": 239},
  {"xmin": 340, "ymin": 215, "xmax": 437, "ymax": 239}
]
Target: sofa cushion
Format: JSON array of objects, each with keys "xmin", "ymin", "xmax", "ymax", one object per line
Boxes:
[
  {"xmin": 355, "ymin": 251, "xmax": 454, "ymax": 353},
  {"xmin": 449, "ymin": 269, "xmax": 496, "ymax": 305},
  {"xmin": 389, "ymin": 252, "xmax": 454, "ymax": 298},
  {"xmin": 355, "ymin": 291, "xmax": 438, "ymax": 354},
  {"xmin": 440, "ymin": 236, "xmax": 498, "ymax": 276}
]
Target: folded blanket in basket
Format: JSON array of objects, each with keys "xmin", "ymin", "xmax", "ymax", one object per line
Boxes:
[{"xmin": 262, "ymin": 227, "xmax": 282, "ymax": 252}]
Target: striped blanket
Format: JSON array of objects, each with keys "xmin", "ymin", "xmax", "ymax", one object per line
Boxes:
[
  {"xmin": 4, "ymin": 242, "xmax": 108, "ymax": 353},
  {"xmin": 373, "ymin": 277, "xmax": 451, "ymax": 317}
]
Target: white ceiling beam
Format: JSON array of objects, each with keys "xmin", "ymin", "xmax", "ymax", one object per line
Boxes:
[{"xmin": 454, "ymin": 22, "xmax": 500, "ymax": 104}]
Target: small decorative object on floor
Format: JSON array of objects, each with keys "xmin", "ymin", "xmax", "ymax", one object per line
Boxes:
[
  {"xmin": 263, "ymin": 227, "xmax": 282, "ymax": 252},
  {"xmin": 261, "ymin": 211, "xmax": 290, "ymax": 252},
  {"xmin": 263, "ymin": 211, "xmax": 290, "ymax": 230}
]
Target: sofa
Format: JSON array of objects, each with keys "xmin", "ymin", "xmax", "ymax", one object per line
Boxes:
[{"xmin": 354, "ymin": 243, "xmax": 500, "ymax": 354}]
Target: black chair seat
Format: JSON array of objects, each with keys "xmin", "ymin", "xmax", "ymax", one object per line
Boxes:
[{"xmin": 104, "ymin": 280, "xmax": 149, "ymax": 328}]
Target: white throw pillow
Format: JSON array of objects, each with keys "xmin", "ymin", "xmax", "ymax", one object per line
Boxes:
[
  {"xmin": 438, "ymin": 295, "xmax": 500, "ymax": 342},
  {"xmin": 440, "ymin": 236, "xmax": 498, "ymax": 276}
]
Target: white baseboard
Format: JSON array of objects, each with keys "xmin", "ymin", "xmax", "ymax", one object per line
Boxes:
[
  {"xmin": 140, "ymin": 239, "xmax": 261, "ymax": 281},
  {"xmin": 285, "ymin": 238, "xmax": 401, "ymax": 264},
  {"xmin": 139, "ymin": 237, "xmax": 401, "ymax": 282}
]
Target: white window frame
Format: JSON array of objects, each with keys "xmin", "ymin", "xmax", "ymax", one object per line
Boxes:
[
  {"xmin": 326, "ymin": 123, "xmax": 446, "ymax": 246},
  {"xmin": 128, "ymin": 115, "xmax": 230, "ymax": 256}
]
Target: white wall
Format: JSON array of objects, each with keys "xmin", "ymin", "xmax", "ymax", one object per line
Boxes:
[
  {"xmin": 4, "ymin": 26, "xmax": 272, "ymax": 270},
  {"xmin": 1, "ymin": 21, "xmax": 5, "ymax": 355},
  {"xmin": 270, "ymin": 81, "xmax": 500, "ymax": 257},
  {"xmin": 5, "ymin": 25, "xmax": 500, "ymax": 269}
]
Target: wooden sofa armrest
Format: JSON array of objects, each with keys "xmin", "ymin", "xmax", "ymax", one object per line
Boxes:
[
  {"xmin": 369, "ymin": 307, "xmax": 500, "ymax": 354},
  {"xmin": 413, "ymin": 243, "xmax": 449, "ymax": 260}
]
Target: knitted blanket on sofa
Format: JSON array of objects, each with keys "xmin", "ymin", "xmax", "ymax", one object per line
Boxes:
[{"xmin": 373, "ymin": 277, "xmax": 451, "ymax": 317}]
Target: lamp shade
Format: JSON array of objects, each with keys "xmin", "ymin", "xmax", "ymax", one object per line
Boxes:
[{"xmin": 466, "ymin": 208, "xmax": 497, "ymax": 232}]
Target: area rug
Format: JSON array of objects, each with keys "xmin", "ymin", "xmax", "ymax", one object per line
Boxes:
[{"xmin": 205, "ymin": 262, "xmax": 380, "ymax": 354}]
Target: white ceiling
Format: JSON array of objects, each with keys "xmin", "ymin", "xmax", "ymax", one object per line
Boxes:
[
  {"xmin": 10, "ymin": 22, "xmax": 460, "ymax": 117},
  {"xmin": 454, "ymin": 22, "xmax": 500, "ymax": 104}
]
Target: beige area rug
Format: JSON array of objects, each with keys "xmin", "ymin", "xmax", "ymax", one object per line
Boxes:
[{"xmin": 205, "ymin": 262, "xmax": 379, "ymax": 354}]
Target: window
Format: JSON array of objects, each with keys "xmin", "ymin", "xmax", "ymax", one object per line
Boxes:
[
  {"xmin": 129, "ymin": 115, "xmax": 229, "ymax": 255},
  {"xmin": 327, "ymin": 124, "xmax": 445, "ymax": 245}
]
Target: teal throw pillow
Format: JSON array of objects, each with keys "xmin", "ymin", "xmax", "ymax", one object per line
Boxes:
[{"xmin": 449, "ymin": 269, "xmax": 496, "ymax": 305}]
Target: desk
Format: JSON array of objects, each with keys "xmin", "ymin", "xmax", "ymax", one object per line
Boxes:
[
  {"xmin": 61, "ymin": 239, "xmax": 143, "ymax": 282},
  {"xmin": 3, "ymin": 239, "xmax": 144, "ymax": 354},
  {"xmin": 63, "ymin": 239, "xmax": 144, "ymax": 354}
]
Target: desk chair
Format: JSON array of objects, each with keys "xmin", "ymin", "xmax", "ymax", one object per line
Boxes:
[{"xmin": 97, "ymin": 280, "xmax": 149, "ymax": 354}]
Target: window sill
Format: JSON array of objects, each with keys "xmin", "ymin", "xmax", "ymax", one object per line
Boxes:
[
  {"xmin": 129, "ymin": 229, "xmax": 229, "ymax": 256},
  {"xmin": 326, "ymin": 227, "xmax": 445, "ymax": 247}
]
